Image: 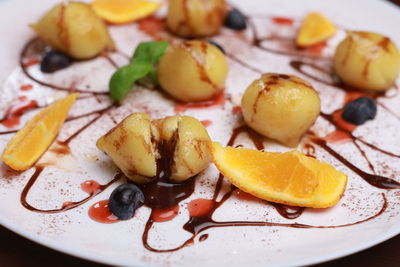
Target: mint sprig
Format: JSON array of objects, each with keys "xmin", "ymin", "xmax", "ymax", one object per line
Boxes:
[{"xmin": 109, "ymin": 41, "xmax": 169, "ymax": 102}]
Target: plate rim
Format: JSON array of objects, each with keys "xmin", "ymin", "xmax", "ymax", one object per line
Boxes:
[
  {"xmin": 1, "ymin": 212, "xmax": 400, "ymax": 266},
  {"xmin": 0, "ymin": 0, "xmax": 400, "ymax": 266}
]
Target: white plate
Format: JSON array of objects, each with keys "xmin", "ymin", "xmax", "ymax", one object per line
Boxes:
[{"xmin": 0, "ymin": 0, "xmax": 400, "ymax": 266}]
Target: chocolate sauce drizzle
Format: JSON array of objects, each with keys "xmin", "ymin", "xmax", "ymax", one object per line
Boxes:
[
  {"xmin": 21, "ymin": 168, "xmax": 122, "ymax": 213},
  {"xmin": 319, "ymin": 112, "xmax": 400, "ymax": 160},
  {"xmin": 228, "ymin": 125, "xmax": 265, "ymax": 150},
  {"xmin": 137, "ymin": 132, "xmax": 196, "ymax": 210},
  {"xmin": 3, "ymin": 39, "xmax": 122, "ymax": 212},
  {"xmin": 141, "ymin": 125, "xmax": 388, "ymax": 252},
  {"xmin": 0, "ymin": 104, "xmax": 113, "ymax": 136},
  {"xmin": 226, "ymin": 52, "xmax": 263, "ymax": 74},
  {"xmin": 137, "ymin": 13, "xmax": 398, "ymax": 252},
  {"xmin": 4, "ymin": 9, "xmax": 398, "ymax": 254},
  {"xmin": 247, "ymin": 18, "xmax": 330, "ymax": 60},
  {"xmin": 140, "ymin": 178, "xmax": 195, "ymax": 210},
  {"xmin": 287, "ymin": 60, "xmax": 400, "ymax": 189},
  {"xmin": 224, "ymin": 15, "xmax": 400, "ymax": 191},
  {"xmin": 269, "ymin": 203, "xmax": 305, "ymax": 220},
  {"xmin": 311, "ymin": 137, "xmax": 400, "ymax": 189},
  {"xmin": 0, "ymin": 129, "xmax": 18, "ymax": 135},
  {"xmin": 19, "ymin": 106, "xmax": 121, "ymax": 213},
  {"xmin": 20, "ymin": 38, "xmax": 109, "ymax": 95}
]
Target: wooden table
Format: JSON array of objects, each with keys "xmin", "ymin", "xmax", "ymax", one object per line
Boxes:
[{"xmin": 0, "ymin": 224, "xmax": 399, "ymax": 266}]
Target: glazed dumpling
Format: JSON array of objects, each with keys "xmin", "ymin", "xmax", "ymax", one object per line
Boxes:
[
  {"xmin": 97, "ymin": 113, "xmax": 212, "ymax": 183},
  {"xmin": 158, "ymin": 40, "xmax": 228, "ymax": 102},
  {"xmin": 167, "ymin": 0, "xmax": 227, "ymax": 37},
  {"xmin": 334, "ymin": 31, "xmax": 400, "ymax": 91},
  {"xmin": 31, "ymin": 2, "xmax": 115, "ymax": 59},
  {"xmin": 241, "ymin": 73, "xmax": 321, "ymax": 147}
]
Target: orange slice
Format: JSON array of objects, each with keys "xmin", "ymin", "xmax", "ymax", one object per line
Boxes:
[
  {"xmin": 296, "ymin": 12, "xmax": 337, "ymax": 47},
  {"xmin": 2, "ymin": 94, "xmax": 78, "ymax": 171},
  {"xmin": 91, "ymin": 0, "xmax": 162, "ymax": 24},
  {"xmin": 210, "ymin": 142, "xmax": 347, "ymax": 208}
]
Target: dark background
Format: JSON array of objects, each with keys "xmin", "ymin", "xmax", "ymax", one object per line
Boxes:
[
  {"xmin": 1, "ymin": 0, "xmax": 400, "ymax": 266},
  {"xmin": 0, "ymin": 224, "xmax": 399, "ymax": 266}
]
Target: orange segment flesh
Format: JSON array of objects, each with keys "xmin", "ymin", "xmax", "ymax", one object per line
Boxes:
[
  {"xmin": 210, "ymin": 142, "xmax": 347, "ymax": 208},
  {"xmin": 91, "ymin": 0, "xmax": 162, "ymax": 24},
  {"xmin": 296, "ymin": 12, "xmax": 337, "ymax": 47},
  {"xmin": 1, "ymin": 94, "xmax": 78, "ymax": 171}
]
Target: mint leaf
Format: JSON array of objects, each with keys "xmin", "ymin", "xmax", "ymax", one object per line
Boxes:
[
  {"xmin": 109, "ymin": 62, "xmax": 152, "ymax": 101},
  {"xmin": 148, "ymin": 69, "xmax": 159, "ymax": 85},
  {"xmin": 132, "ymin": 41, "xmax": 169, "ymax": 64},
  {"xmin": 109, "ymin": 41, "xmax": 169, "ymax": 102}
]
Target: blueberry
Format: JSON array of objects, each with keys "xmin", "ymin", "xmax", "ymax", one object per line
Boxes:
[
  {"xmin": 224, "ymin": 9, "xmax": 247, "ymax": 30},
  {"xmin": 342, "ymin": 97, "xmax": 377, "ymax": 125},
  {"xmin": 108, "ymin": 184, "xmax": 145, "ymax": 220},
  {"xmin": 208, "ymin": 40, "xmax": 225, "ymax": 54},
  {"xmin": 40, "ymin": 51, "xmax": 71, "ymax": 73}
]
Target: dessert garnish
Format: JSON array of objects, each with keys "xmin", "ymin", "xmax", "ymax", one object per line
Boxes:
[
  {"xmin": 40, "ymin": 51, "xmax": 71, "ymax": 73},
  {"xmin": 224, "ymin": 8, "xmax": 247, "ymax": 30},
  {"xmin": 296, "ymin": 12, "xmax": 337, "ymax": 47},
  {"xmin": 158, "ymin": 40, "xmax": 228, "ymax": 102},
  {"xmin": 108, "ymin": 183, "xmax": 145, "ymax": 220},
  {"xmin": 91, "ymin": 0, "xmax": 162, "ymax": 24},
  {"xmin": 167, "ymin": 0, "xmax": 227, "ymax": 37},
  {"xmin": 333, "ymin": 31, "xmax": 400, "ymax": 91},
  {"xmin": 96, "ymin": 113, "xmax": 211, "ymax": 183},
  {"xmin": 210, "ymin": 142, "xmax": 347, "ymax": 208},
  {"xmin": 31, "ymin": 2, "xmax": 115, "ymax": 59},
  {"xmin": 3, "ymin": 1, "xmax": 400, "ymax": 256},
  {"xmin": 342, "ymin": 97, "xmax": 377, "ymax": 125},
  {"xmin": 2, "ymin": 94, "xmax": 78, "ymax": 171},
  {"xmin": 109, "ymin": 41, "xmax": 168, "ymax": 101},
  {"xmin": 241, "ymin": 73, "xmax": 321, "ymax": 147}
]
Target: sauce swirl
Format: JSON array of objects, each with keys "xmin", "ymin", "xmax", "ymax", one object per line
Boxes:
[{"xmin": 4, "ymin": 10, "xmax": 398, "ymax": 254}]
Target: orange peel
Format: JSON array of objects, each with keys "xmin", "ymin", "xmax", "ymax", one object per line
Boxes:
[
  {"xmin": 2, "ymin": 94, "xmax": 78, "ymax": 171},
  {"xmin": 91, "ymin": 0, "xmax": 162, "ymax": 24},
  {"xmin": 210, "ymin": 142, "xmax": 347, "ymax": 208}
]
